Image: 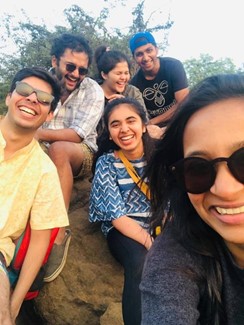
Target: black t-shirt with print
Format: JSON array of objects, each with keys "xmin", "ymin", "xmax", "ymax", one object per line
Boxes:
[{"xmin": 130, "ymin": 57, "xmax": 188, "ymax": 119}]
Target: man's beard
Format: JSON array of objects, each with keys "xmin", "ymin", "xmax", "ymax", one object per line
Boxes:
[{"xmin": 55, "ymin": 67, "xmax": 82, "ymax": 94}]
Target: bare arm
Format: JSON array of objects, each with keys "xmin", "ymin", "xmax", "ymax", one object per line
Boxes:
[
  {"xmin": 10, "ymin": 229, "xmax": 51, "ymax": 321},
  {"xmin": 149, "ymin": 88, "xmax": 189, "ymax": 126},
  {"xmin": 175, "ymin": 88, "xmax": 189, "ymax": 103},
  {"xmin": 0, "ymin": 267, "xmax": 12, "ymax": 324},
  {"xmin": 112, "ymin": 216, "xmax": 153, "ymax": 250},
  {"xmin": 149, "ymin": 105, "xmax": 178, "ymax": 125},
  {"xmin": 35, "ymin": 128, "xmax": 81, "ymax": 143}
]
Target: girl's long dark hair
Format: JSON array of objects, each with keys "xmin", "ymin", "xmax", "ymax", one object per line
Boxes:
[
  {"xmin": 92, "ymin": 97, "xmax": 156, "ymax": 175},
  {"xmin": 146, "ymin": 73, "xmax": 244, "ymax": 324}
]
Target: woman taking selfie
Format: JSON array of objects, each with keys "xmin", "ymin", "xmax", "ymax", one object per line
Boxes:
[{"xmin": 141, "ymin": 73, "xmax": 244, "ymax": 324}]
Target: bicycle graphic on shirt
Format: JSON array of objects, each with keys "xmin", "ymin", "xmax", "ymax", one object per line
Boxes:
[{"xmin": 143, "ymin": 80, "xmax": 168, "ymax": 107}]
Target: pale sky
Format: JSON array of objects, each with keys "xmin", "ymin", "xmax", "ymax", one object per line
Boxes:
[{"xmin": 0, "ymin": 0, "xmax": 243, "ymax": 67}]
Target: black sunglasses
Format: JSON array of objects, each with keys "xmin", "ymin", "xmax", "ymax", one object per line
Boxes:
[
  {"xmin": 170, "ymin": 147, "xmax": 244, "ymax": 194},
  {"xmin": 65, "ymin": 63, "xmax": 88, "ymax": 76},
  {"xmin": 15, "ymin": 81, "xmax": 54, "ymax": 106}
]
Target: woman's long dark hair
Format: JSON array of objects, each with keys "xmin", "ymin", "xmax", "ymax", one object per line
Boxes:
[
  {"xmin": 92, "ymin": 97, "xmax": 156, "ymax": 175},
  {"xmin": 146, "ymin": 73, "xmax": 244, "ymax": 324}
]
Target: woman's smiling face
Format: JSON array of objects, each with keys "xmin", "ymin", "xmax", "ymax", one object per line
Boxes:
[
  {"xmin": 108, "ymin": 103, "xmax": 146, "ymax": 160},
  {"xmin": 102, "ymin": 61, "xmax": 130, "ymax": 94},
  {"xmin": 183, "ymin": 98, "xmax": 244, "ymax": 247}
]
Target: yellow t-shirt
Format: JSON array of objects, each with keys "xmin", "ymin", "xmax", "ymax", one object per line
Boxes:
[{"xmin": 0, "ymin": 132, "xmax": 69, "ymax": 266}]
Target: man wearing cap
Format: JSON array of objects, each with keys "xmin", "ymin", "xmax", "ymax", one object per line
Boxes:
[{"xmin": 129, "ymin": 31, "xmax": 189, "ymax": 127}]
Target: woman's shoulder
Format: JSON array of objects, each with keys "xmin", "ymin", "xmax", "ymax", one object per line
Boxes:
[
  {"xmin": 96, "ymin": 151, "xmax": 116, "ymax": 164},
  {"xmin": 145, "ymin": 224, "xmax": 205, "ymax": 274},
  {"xmin": 95, "ymin": 152, "xmax": 123, "ymax": 172},
  {"xmin": 92, "ymin": 152, "xmax": 119, "ymax": 183},
  {"xmin": 123, "ymin": 84, "xmax": 141, "ymax": 97}
]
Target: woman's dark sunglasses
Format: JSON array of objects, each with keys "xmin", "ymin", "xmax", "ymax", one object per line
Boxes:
[
  {"xmin": 15, "ymin": 81, "xmax": 54, "ymax": 106},
  {"xmin": 170, "ymin": 147, "xmax": 244, "ymax": 194},
  {"xmin": 65, "ymin": 63, "xmax": 88, "ymax": 76}
]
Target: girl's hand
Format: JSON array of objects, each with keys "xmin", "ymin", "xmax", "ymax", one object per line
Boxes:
[
  {"xmin": 146, "ymin": 124, "xmax": 164, "ymax": 139},
  {"xmin": 10, "ymin": 299, "xmax": 21, "ymax": 323},
  {"xmin": 107, "ymin": 94, "xmax": 125, "ymax": 102},
  {"xmin": 144, "ymin": 234, "xmax": 154, "ymax": 250}
]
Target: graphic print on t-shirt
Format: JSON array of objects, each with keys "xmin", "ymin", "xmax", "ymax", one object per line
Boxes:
[{"xmin": 143, "ymin": 80, "xmax": 168, "ymax": 108}]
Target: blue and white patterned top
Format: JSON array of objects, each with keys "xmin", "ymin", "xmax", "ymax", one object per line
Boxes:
[{"xmin": 89, "ymin": 152, "xmax": 151, "ymax": 237}]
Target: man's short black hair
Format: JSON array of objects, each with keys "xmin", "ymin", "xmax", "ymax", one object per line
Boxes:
[{"xmin": 50, "ymin": 33, "xmax": 93, "ymax": 66}]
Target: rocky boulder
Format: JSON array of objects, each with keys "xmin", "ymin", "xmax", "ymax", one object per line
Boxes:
[{"xmin": 36, "ymin": 177, "xmax": 124, "ymax": 325}]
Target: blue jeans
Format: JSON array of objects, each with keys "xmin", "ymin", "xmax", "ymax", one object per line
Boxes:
[{"xmin": 107, "ymin": 228, "xmax": 148, "ymax": 325}]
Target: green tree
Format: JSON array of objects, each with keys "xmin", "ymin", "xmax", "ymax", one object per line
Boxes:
[
  {"xmin": 0, "ymin": 82, "xmax": 8, "ymax": 115},
  {"xmin": 183, "ymin": 54, "xmax": 241, "ymax": 88},
  {"xmin": 129, "ymin": 0, "xmax": 173, "ymax": 53},
  {"xmin": 0, "ymin": 1, "xmax": 172, "ymax": 113}
]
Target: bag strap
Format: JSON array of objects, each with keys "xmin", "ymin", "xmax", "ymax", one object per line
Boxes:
[
  {"xmin": 117, "ymin": 150, "xmax": 150, "ymax": 199},
  {"xmin": 117, "ymin": 150, "xmax": 162, "ymax": 236}
]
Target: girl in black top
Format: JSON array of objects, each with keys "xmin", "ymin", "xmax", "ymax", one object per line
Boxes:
[{"xmin": 141, "ymin": 73, "xmax": 244, "ymax": 324}]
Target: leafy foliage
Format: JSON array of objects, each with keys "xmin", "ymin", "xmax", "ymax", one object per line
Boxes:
[
  {"xmin": 0, "ymin": 82, "xmax": 8, "ymax": 115},
  {"xmin": 0, "ymin": 0, "xmax": 243, "ymax": 114},
  {"xmin": 183, "ymin": 54, "xmax": 242, "ymax": 88},
  {"xmin": 0, "ymin": 0, "xmax": 172, "ymax": 113}
]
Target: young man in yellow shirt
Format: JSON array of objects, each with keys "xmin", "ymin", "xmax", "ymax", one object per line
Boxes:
[{"xmin": 0, "ymin": 67, "xmax": 69, "ymax": 323}]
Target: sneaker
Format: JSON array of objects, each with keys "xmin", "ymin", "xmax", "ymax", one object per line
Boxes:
[{"xmin": 43, "ymin": 229, "xmax": 71, "ymax": 283}]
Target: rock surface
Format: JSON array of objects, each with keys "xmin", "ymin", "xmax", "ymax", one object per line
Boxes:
[{"xmin": 35, "ymin": 177, "xmax": 124, "ymax": 325}]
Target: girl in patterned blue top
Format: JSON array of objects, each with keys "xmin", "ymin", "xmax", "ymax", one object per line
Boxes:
[{"xmin": 89, "ymin": 97, "xmax": 156, "ymax": 325}]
